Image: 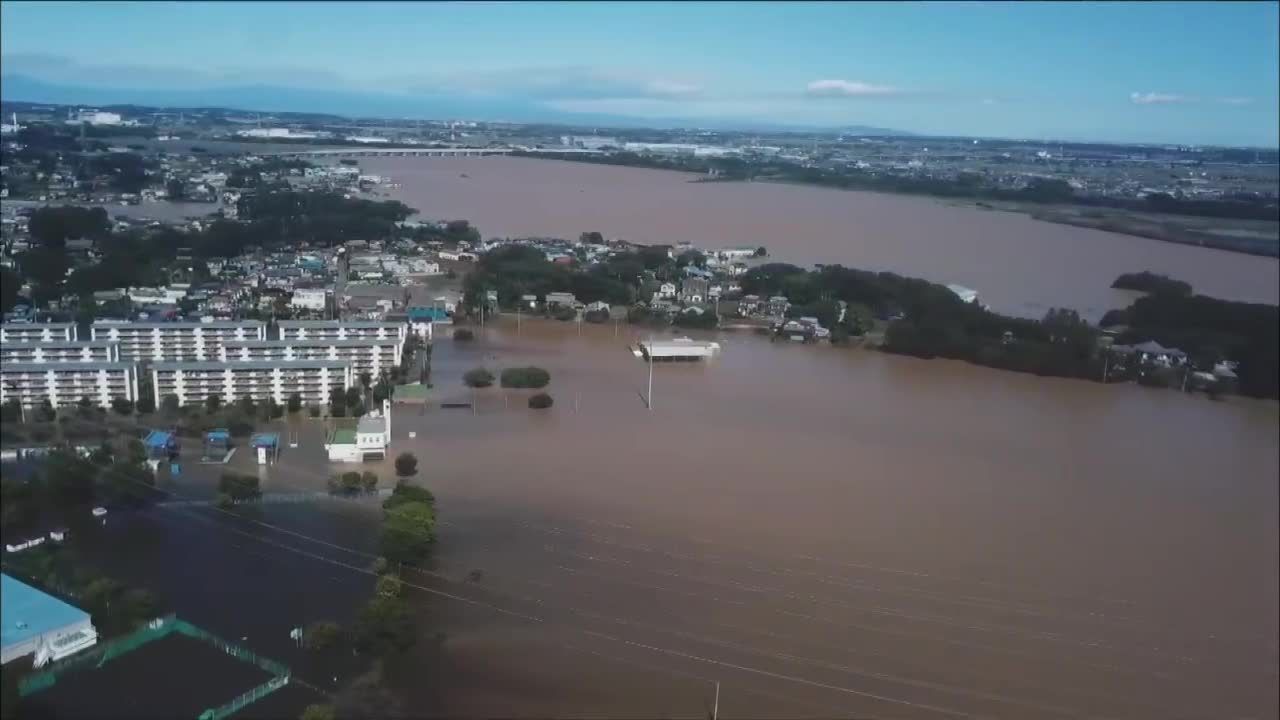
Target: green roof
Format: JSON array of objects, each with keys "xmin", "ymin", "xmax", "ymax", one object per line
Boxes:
[
  {"xmin": 330, "ymin": 429, "xmax": 357, "ymax": 445},
  {"xmin": 394, "ymin": 383, "xmax": 430, "ymax": 401}
]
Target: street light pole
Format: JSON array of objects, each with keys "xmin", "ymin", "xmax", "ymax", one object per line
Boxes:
[{"xmin": 647, "ymin": 334, "xmax": 654, "ymax": 411}]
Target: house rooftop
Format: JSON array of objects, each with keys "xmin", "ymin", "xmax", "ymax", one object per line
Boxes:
[{"xmin": 1, "ymin": 574, "xmax": 92, "ymax": 654}]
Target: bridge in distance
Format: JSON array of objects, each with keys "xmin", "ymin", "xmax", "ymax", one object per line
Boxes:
[{"xmin": 259, "ymin": 146, "xmax": 605, "ymax": 158}]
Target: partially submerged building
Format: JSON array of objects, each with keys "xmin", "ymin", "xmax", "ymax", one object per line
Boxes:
[{"xmin": 1, "ymin": 573, "xmax": 98, "ymax": 667}]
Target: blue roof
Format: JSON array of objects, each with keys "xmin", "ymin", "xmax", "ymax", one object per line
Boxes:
[
  {"xmin": 2, "ymin": 574, "xmax": 92, "ymax": 652},
  {"xmin": 250, "ymin": 433, "xmax": 279, "ymax": 449},
  {"xmin": 204, "ymin": 430, "xmax": 231, "ymax": 443},
  {"xmin": 144, "ymin": 430, "xmax": 175, "ymax": 449},
  {"xmin": 407, "ymin": 306, "xmax": 449, "ymax": 321}
]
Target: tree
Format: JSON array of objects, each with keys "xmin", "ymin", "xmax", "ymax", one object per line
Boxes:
[
  {"xmin": 379, "ymin": 501, "xmax": 435, "ymax": 565},
  {"xmin": 237, "ymin": 396, "xmax": 256, "ymax": 416},
  {"xmin": 44, "ymin": 448, "xmax": 98, "ymax": 509},
  {"xmin": 288, "ymin": 393, "xmax": 303, "ymax": 414},
  {"xmin": 126, "ymin": 438, "xmax": 147, "ymax": 465},
  {"xmin": 217, "ymin": 472, "xmax": 261, "ymax": 501},
  {"xmin": 528, "ymin": 392, "xmax": 554, "ymax": 410},
  {"xmin": 103, "ymin": 461, "xmax": 157, "ymax": 507},
  {"xmin": 345, "ymin": 386, "xmax": 363, "ymax": 408},
  {"xmin": 329, "ymin": 398, "xmax": 346, "ymax": 417},
  {"xmin": 111, "ymin": 398, "xmax": 134, "ymax": 415},
  {"xmin": 205, "ymin": 394, "xmax": 222, "ymax": 412},
  {"xmin": 300, "ymin": 704, "xmax": 337, "ymax": 720},
  {"xmin": 383, "ymin": 481, "xmax": 435, "ymax": 512},
  {"xmin": 499, "ymin": 367, "xmax": 551, "ymax": 389},
  {"xmin": 1, "ymin": 399, "xmax": 21, "ymax": 424},
  {"xmin": 166, "ymin": 178, "xmax": 186, "ymax": 201},
  {"xmin": 161, "ymin": 394, "xmax": 180, "ymax": 414},
  {"xmin": 302, "ymin": 621, "xmax": 343, "ymax": 652},
  {"xmin": 0, "ymin": 267, "xmax": 20, "ymax": 315},
  {"xmin": 353, "ymin": 595, "xmax": 416, "ymax": 656},
  {"xmin": 360, "ymin": 372, "xmax": 372, "ymax": 392},
  {"xmin": 375, "ymin": 574, "xmax": 403, "ymax": 599},
  {"xmin": 361, "ymin": 471, "xmax": 379, "ymax": 492},
  {"xmin": 394, "ymin": 452, "xmax": 418, "ymax": 480},
  {"xmin": 754, "ymin": 246, "xmax": 768, "ymax": 257},
  {"xmin": 135, "ymin": 394, "xmax": 156, "ymax": 414},
  {"xmin": 37, "ymin": 399, "xmax": 57, "ymax": 422},
  {"xmin": 90, "ymin": 440, "xmax": 114, "ymax": 466},
  {"xmin": 462, "ymin": 368, "xmax": 494, "ymax": 388}
]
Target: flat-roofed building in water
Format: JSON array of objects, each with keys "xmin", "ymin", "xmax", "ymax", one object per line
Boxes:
[
  {"xmin": 0, "ymin": 340, "xmax": 120, "ymax": 364},
  {"xmin": 1, "ymin": 573, "xmax": 98, "ymax": 666},
  {"xmin": 91, "ymin": 320, "xmax": 267, "ymax": 362},
  {"xmin": 0, "ymin": 322, "xmax": 78, "ymax": 343},
  {"xmin": 277, "ymin": 320, "xmax": 406, "ymax": 343},
  {"xmin": 0, "ymin": 361, "xmax": 139, "ymax": 409},
  {"xmin": 151, "ymin": 359, "xmax": 352, "ymax": 406}
]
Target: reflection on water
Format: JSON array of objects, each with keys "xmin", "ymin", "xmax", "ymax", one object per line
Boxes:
[
  {"xmin": 361, "ymin": 156, "xmax": 1279, "ymax": 321},
  {"xmin": 82, "ymin": 322, "xmax": 1279, "ymax": 718}
]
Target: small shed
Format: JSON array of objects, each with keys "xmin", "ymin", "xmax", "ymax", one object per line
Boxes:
[
  {"xmin": 143, "ymin": 430, "xmax": 178, "ymax": 460},
  {"xmin": 203, "ymin": 429, "xmax": 231, "ymax": 456}
]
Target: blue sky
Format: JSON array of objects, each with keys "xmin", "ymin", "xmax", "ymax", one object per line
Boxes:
[{"xmin": 2, "ymin": 1, "xmax": 1278, "ymax": 146}]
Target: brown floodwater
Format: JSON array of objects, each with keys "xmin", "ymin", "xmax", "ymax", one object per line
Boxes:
[
  {"xmin": 95, "ymin": 321, "xmax": 1278, "ymax": 719},
  {"xmin": 361, "ymin": 156, "xmax": 1280, "ymax": 321}
]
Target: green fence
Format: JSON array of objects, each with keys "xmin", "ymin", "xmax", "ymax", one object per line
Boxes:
[{"xmin": 20, "ymin": 615, "xmax": 292, "ymax": 719}]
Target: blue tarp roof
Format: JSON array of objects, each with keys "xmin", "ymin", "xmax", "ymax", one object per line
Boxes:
[
  {"xmin": 250, "ymin": 433, "xmax": 279, "ymax": 449},
  {"xmin": 2, "ymin": 573, "xmax": 92, "ymax": 652},
  {"xmin": 204, "ymin": 429, "xmax": 231, "ymax": 443},
  {"xmin": 144, "ymin": 430, "xmax": 175, "ymax": 450},
  {"xmin": 408, "ymin": 306, "xmax": 449, "ymax": 321}
]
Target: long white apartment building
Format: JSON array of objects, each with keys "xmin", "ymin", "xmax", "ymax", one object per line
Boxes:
[
  {"xmin": 0, "ymin": 340, "xmax": 120, "ymax": 364},
  {"xmin": 220, "ymin": 338, "xmax": 402, "ymax": 376},
  {"xmin": 0, "ymin": 322, "xmax": 78, "ymax": 343},
  {"xmin": 1, "ymin": 361, "xmax": 139, "ymax": 409},
  {"xmin": 91, "ymin": 321, "xmax": 267, "ymax": 362},
  {"xmin": 151, "ymin": 360, "xmax": 352, "ymax": 407},
  {"xmin": 277, "ymin": 320, "xmax": 407, "ymax": 343}
]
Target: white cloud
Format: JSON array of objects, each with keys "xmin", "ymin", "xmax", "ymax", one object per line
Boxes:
[
  {"xmin": 1130, "ymin": 91, "xmax": 1193, "ymax": 105},
  {"xmin": 645, "ymin": 79, "xmax": 702, "ymax": 98},
  {"xmin": 805, "ymin": 79, "xmax": 901, "ymax": 98},
  {"xmin": 1217, "ymin": 97, "xmax": 1254, "ymax": 106}
]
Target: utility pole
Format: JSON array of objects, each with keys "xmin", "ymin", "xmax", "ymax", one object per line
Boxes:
[
  {"xmin": 712, "ymin": 682, "xmax": 719, "ymax": 720},
  {"xmin": 646, "ymin": 334, "xmax": 654, "ymax": 411},
  {"xmin": 1102, "ymin": 352, "xmax": 1109, "ymax": 383}
]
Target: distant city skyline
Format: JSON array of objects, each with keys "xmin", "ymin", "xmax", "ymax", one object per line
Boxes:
[{"xmin": 2, "ymin": 1, "xmax": 1278, "ymax": 147}]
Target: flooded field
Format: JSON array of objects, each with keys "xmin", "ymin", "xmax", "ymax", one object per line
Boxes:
[
  {"xmin": 82, "ymin": 321, "xmax": 1279, "ymax": 718},
  {"xmin": 361, "ymin": 156, "xmax": 1280, "ymax": 321}
]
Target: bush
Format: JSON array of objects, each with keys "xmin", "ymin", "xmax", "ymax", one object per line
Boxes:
[
  {"xmin": 361, "ymin": 471, "xmax": 379, "ymax": 492},
  {"xmin": 394, "ymin": 452, "xmax": 418, "ymax": 479},
  {"xmin": 288, "ymin": 393, "xmax": 303, "ymax": 413},
  {"xmin": 500, "ymin": 367, "xmax": 551, "ymax": 389},
  {"xmin": 302, "ymin": 621, "xmax": 343, "ymax": 652},
  {"xmin": 463, "ymin": 368, "xmax": 494, "ymax": 388},
  {"xmin": 110, "ymin": 398, "xmax": 134, "ymax": 415},
  {"xmin": 218, "ymin": 472, "xmax": 261, "ymax": 501},
  {"xmin": 553, "ymin": 307, "xmax": 577, "ymax": 321},
  {"xmin": 453, "ymin": 328, "xmax": 474, "ymax": 341},
  {"xmin": 528, "ymin": 393, "xmax": 554, "ymax": 410},
  {"xmin": 308, "ymin": 405, "xmax": 321, "ymax": 418}
]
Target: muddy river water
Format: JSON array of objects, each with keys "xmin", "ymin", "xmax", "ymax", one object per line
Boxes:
[
  {"xmin": 361, "ymin": 156, "xmax": 1280, "ymax": 322},
  {"xmin": 84, "ymin": 319, "xmax": 1278, "ymax": 719}
]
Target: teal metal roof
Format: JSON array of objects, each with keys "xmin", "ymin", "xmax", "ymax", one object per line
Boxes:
[{"xmin": 2, "ymin": 574, "xmax": 92, "ymax": 653}]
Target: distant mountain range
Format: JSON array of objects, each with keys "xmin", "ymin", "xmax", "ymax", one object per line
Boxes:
[{"xmin": 0, "ymin": 73, "xmax": 907, "ymax": 136}]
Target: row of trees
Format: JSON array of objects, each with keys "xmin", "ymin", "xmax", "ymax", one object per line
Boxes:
[{"xmin": 1, "ymin": 442, "xmax": 158, "ymax": 535}]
